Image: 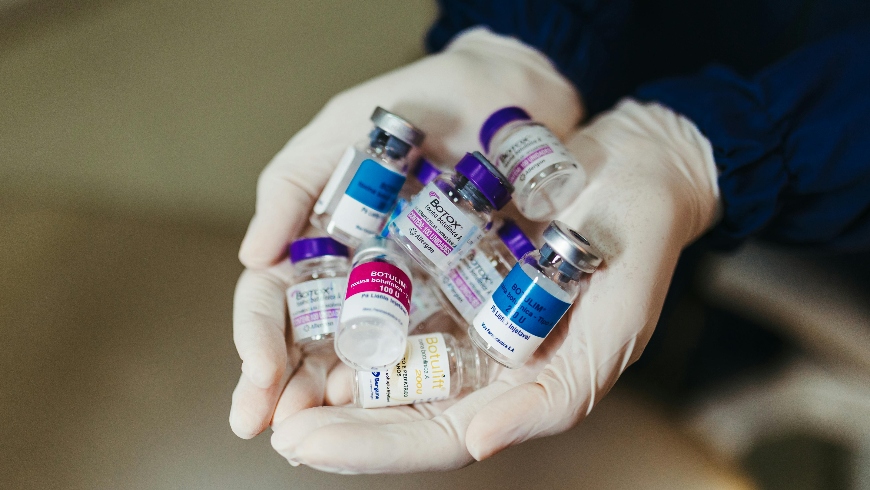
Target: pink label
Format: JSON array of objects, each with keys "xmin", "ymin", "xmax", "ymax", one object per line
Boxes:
[
  {"xmin": 292, "ymin": 307, "xmax": 341, "ymax": 327},
  {"xmin": 447, "ymin": 269, "xmax": 482, "ymax": 308},
  {"xmin": 408, "ymin": 208, "xmax": 453, "ymax": 256},
  {"xmin": 509, "ymin": 146, "xmax": 554, "ymax": 182},
  {"xmin": 346, "ymin": 261, "xmax": 412, "ymax": 312}
]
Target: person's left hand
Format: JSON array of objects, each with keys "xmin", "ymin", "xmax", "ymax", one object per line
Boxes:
[{"xmin": 267, "ymin": 99, "xmax": 722, "ymax": 473}]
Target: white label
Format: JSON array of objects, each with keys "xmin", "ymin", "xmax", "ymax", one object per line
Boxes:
[
  {"xmin": 438, "ymin": 246, "xmax": 503, "ymax": 322},
  {"xmin": 472, "ymin": 297, "xmax": 545, "ymax": 362},
  {"xmin": 330, "ymin": 195, "xmax": 389, "ymax": 239},
  {"xmin": 493, "ymin": 126, "xmax": 578, "ymax": 188},
  {"xmin": 340, "ymin": 293, "xmax": 410, "ymax": 335},
  {"xmin": 390, "ymin": 182, "xmax": 484, "ymax": 271},
  {"xmin": 471, "ymin": 264, "xmax": 572, "ymax": 366},
  {"xmin": 340, "ymin": 260, "xmax": 412, "ymax": 332},
  {"xmin": 287, "ymin": 277, "xmax": 346, "ymax": 342},
  {"xmin": 357, "ymin": 333, "xmax": 451, "ymax": 408},
  {"xmin": 313, "ymin": 146, "xmax": 361, "ymax": 215}
]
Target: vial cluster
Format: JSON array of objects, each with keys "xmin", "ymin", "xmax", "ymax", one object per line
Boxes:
[{"xmin": 286, "ymin": 106, "xmax": 602, "ymax": 408}]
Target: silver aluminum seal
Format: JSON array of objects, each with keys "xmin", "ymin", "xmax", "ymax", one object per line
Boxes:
[
  {"xmin": 371, "ymin": 106, "xmax": 426, "ymax": 147},
  {"xmin": 542, "ymin": 220, "xmax": 602, "ymax": 273},
  {"xmin": 353, "ymin": 236, "xmax": 408, "ymax": 267}
]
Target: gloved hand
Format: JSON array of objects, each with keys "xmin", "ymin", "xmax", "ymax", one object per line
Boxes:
[
  {"xmin": 267, "ymin": 99, "xmax": 722, "ymax": 473},
  {"xmin": 229, "ymin": 28, "xmax": 582, "ymax": 440}
]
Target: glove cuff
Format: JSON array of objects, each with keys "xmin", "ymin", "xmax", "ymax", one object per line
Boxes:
[{"xmin": 583, "ymin": 99, "xmax": 722, "ymax": 244}]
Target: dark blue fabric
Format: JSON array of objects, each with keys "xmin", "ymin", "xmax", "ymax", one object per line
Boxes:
[
  {"xmin": 638, "ymin": 26, "xmax": 870, "ymax": 250},
  {"xmin": 427, "ymin": 1, "xmax": 870, "ymax": 251},
  {"xmin": 427, "ymin": 0, "xmax": 635, "ymax": 115}
]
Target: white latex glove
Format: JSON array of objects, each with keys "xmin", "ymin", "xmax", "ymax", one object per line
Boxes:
[
  {"xmin": 267, "ymin": 99, "xmax": 722, "ymax": 473},
  {"xmin": 229, "ymin": 28, "xmax": 581, "ymax": 439}
]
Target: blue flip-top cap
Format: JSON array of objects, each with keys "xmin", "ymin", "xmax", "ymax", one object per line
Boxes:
[
  {"xmin": 479, "ymin": 106, "xmax": 532, "ymax": 153},
  {"xmin": 288, "ymin": 237, "xmax": 349, "ymax": 264},
  {"xmin": 454, "ymin": 152, "xmax": 513, "ymax": 210}
]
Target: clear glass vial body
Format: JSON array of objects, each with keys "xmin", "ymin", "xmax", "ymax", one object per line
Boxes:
[
  {"xmin": 486, "ymin": 118, "xmax": 586, "ymax": 222},
  {"xmin": 388, "ymin": 173, "xmax": 492, "ymax": 274},
  {"xmin": 311, "ymin": 108, "xmax": 424, "ymax": 248},
  {"xmin": 287, "ymin": 255, "xmax": 351, "ymax": 351},
  {"xmin": 379, "ymin": 159, "xmax": 444, "ymax": 239},
  {"xmin": 351, "ymin": 332, "xmax": 488, "ymax": 408},
  {"xmin": 435, "ymin": 233, "xmax": 518, "ymax": 326},
  {"xmin": 388, "ymin": 152, "xmax": 512, "ymax": 276},
  {"xmin": 335, "ymin": 237, "xmax": 414, "ymax": 372},
  {"xmin": 408, "ymin": 266, "xmax": 460, "ymax": 335},
  {"xmin": 469, "ymin": 221, "xmax": 601, "ymax": 369},
  {"xmin": 407, "ymin": 267, "xmax": 443, "ymax": 331}
]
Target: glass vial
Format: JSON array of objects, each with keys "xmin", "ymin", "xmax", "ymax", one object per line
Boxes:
[
  {"xmin": 286, "ymin": 237, "xmax": 351, "ymax": 351},
  {"xmin": 399, "ymin": 158, "xmax": 443, "ymax": 200},
  {"xmin": 311, "ymin": 107, "xmax": 425, "ymax": 248},
  {"xmin": 380, "ymin": 158, "xmax": 444, "ymax": 238},
  {"xmin": 388, "ymin": 151, "xmax": 513, "ymax": 275},
  {"xmin": 469, "ymin": 220, "xmax": 602, "ymax": 369},
  {"xmin": 408, "ymin": 268, "xmax": 443, "ymax": 331},
  {"xmin": 351, "ymin": 332, "xmax": 489, "ymax": 408},
  {"xmin": 435, "ymin": 219, "xmax": 536, "ymax": 325},
  {"xmin": 335, "ymin": 236, "xmax": 414, "ymax": 372},
  {"xmin": 480, "ymin": 106, "xmax": 586, "ymax": 222}
]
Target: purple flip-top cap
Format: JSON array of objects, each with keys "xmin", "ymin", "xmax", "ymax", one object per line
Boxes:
[
  {"xmin": 413, "ymin": 158, "xmax": 442, "ymax": 186},
  {"xmin": 496, "ymin": 219, "xmax": 537, "ymax": 259},
  {"xmin": 288, "ymin": 237, "xmax": 349, "ymax": 264},
  {"xmin": 455, "ymin": 152, "xmax": 513, "ymax": 210},
  {"xmin": 479, "ymin": 106, "xmax": 532, "ymax": 153}
]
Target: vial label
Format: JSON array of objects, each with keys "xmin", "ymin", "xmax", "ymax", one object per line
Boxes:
[
  {"xmin": 380, "ymin": 197, "xmax": 409, "ymax": 238},
  {"xmin": 494, "ymin": 126, "xmax": 577, "ymax": 185},
  {"xmin": 341, "ymin": 261, "xmax": 412, "ymax": 331},
  {"xmin": 472, "ymin": 264, "xmax": 570, "ymax": 363},
  {"xmin": 330, "ymin": 159, "xmax": 406, "ymax": 239},
  {"xmin": 391, "ymin": 182, "xmax": 483, "ymax": 271},
  {"xmin": 438, "ymin": 247, "xmax": 503, "ymax": 322},
  {"xmin": 287, "ymin": 277, "xmax": 346, "ymax": 341},
  {"xmin": 357, "ymin": 333, "xmax": 451, "ymax": 408},
  {"xmin": 313, "ymin": 146, "xmax": 363, "ymax": 214},
  {"xmin": 409, "ymin": 282, "xmax": 441, "ymax": 328}
]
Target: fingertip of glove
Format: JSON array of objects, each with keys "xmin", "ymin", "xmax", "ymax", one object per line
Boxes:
[
  {"xmin": 238, "ymin": 239, "xmax": 280, "ymax": 270},
  {"xmin": 466, "ymin": 383, "xmax": 547, "ymax": 460},
  {"xmin": 241, "ymin": 359, "xmax": 281, "ymax": 389},
  {"xmin": 465, "ymin": 422, "xmax": 508, "ymax": 462},
  {"xmin": 229, "ymin": 407, "xmax": 264, "ymax": 440},
  {"xmin": 270, "ymin": 426, "xmax": 292, "ymax": 452},
  {"xmin": 238, "ymin": 216, "xmax": 283, "ymax": 269}
]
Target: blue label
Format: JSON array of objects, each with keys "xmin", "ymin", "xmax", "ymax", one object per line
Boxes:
[
  {"xmin": 344, "ymin": 159, "xmax": 406, "ymax": 213},
  {"xmin": 491, "ymin": 265, "xmax": 571, "ymax": 338},
  {"xmin": 380, "ymin": 198, "xmax": 409, "ymax": 237}
]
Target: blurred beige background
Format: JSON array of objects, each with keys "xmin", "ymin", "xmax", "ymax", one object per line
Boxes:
[
  {"xmin": 0, "ymin": 1, "xmax": 751, "ymax": 489},
  {"xmin": 1, "ymin": 0, "xmax": 435, "ymax": 227}
]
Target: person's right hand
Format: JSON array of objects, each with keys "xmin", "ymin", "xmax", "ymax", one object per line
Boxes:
[{"xmin": 229, "ymin": 28, "xmax": 583, "ymax": 439}]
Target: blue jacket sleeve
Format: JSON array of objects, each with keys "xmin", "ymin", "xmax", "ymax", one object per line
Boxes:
[
  {"xmin": 426, "ymin": 0, "xmax": 634, "ymax": 115},
  {"xmin": 636, "ymin": 25, "xmax": 870, "ymax": 251}
]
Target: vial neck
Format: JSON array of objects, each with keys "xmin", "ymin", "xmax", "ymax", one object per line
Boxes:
[
  {"xmin": 369, "ymin": 128, "xmax": 411, "ymax": 161},
  {"xmin": 454, "ymin": 175, "xmax": 494, "ymax": 213},
  {"xmin": 539, "ymin": 245, "xmax": 582, "ymax": 283},
  {"xmin": 459, "ymin": 341, "xmax": 488, "ymax": 391}
]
